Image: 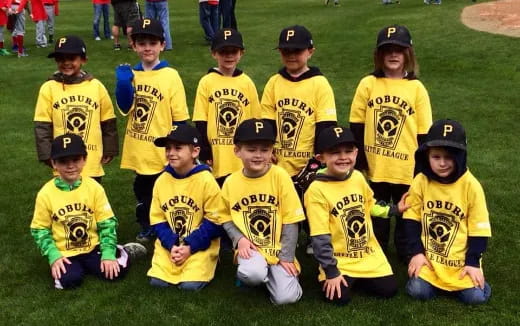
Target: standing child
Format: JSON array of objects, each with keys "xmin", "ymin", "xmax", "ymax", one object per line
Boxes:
[
  {"xmin": 6, "ymin": 0, "xmax": 28, "ymax": 57},
  {"xmin": 92, "ymin": 0, "xmax": 111, "ymax": 41},
  {"xmin": 30, "ymin": 134, "xmax": 146, "ymax": 289},
  {"xmin": 261, "ymin": 25, "xmax": 337, "ymax": 191},
  {"xmin": 0, "ymin": 0, "xmax": 11, "ymax": 55},
  {"xmin": 147, "ymin": 125, "xmax": 223, "ymax": 290},
  {"xmin": 31, "ymin": 0, "xmax": 48, "ymax": 47},
  {"xmin": 349, "ymin": 25, "xmax": 432, "ymax": 260},
  {"xmin": 404, "ymin": 119, "xmax": 492, "ymax": 304},
  {"xmin": 42, "ymin": 0, "xmax": 57, "ymax": 44},
  {"xmin": 111, "ymin": 0, "xmax": 139, "ymax": 50},
  {"xmin": 115, "ymin": 18, "xmax": 189, "ymax": 242},
  {"xmin": 219, "ymin": 119, "xmax": 305, "ymax": 305},
  {"xmin": 34, "ymin": 35, "xmax": 119, "ymax": 181},
  {"xmin": 193, "ymin": 28, "xmax": 260, "ymax": 186},
  {"xmin": 144, "ymin": 0, "xmax": 172, "ymax": 50},
  {"xmin": 305, "ymin": 126, "xmax": 410, "ymax": 305}
]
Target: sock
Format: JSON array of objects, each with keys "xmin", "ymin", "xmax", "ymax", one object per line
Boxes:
[
  {"xmin": 0, "ymin": 41, "xmax": 4, "ymax": 49},
  {"xmin": 17, "ymin": 35, "xmax": 24, "ymax": 54}
]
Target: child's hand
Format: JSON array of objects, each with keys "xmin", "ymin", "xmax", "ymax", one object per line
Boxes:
[
  {"xmin": 323, "ymin": 275, "xmax": 348, "ymax": 300},
  {"xmin": 115, "ymin": 64, "xmax": 134, "ymax": 81},
  {"xmin": 278, "ymin": 260, "xmax": 298, "ymax": 277},
  {"xmin": 460, "ymin": 266, "xmax": 485, "ymax": 289},
  {"xmin": 100, "ymin": 259, "xmax": 120, "ymax": 280},
  {"xmin": 50, "ymin": 257, "xmax": 71, "ymax": 280},
  {"xmin": 171, "ymin": 245, "xmax": 191, "ymax": 266},
  {"xmin": 237, "ymin": 237, "xmax": 257, "ymax": 259},
  {"xmin": 101, "ymin": 155, "xmax": 113, "ymax": 164},
  {"xmin": 408, "ymin": 253, "xmax": 433, "ymax": 278},
  {"xmin": 397, "ymin": 192, "xmax": 411, "ymax": 213}
]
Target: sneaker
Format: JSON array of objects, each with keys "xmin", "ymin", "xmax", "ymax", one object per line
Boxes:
[
  {"xmin": 123, "ymin": 242, "xmax": 147, "ymax": 260},
  {"xmin": 36, "ymin": 43, "xmax": 47, "ymax": 48},
  {"xmin": 12, "ymin": 45, "xmax": 18, "ymax": 52},
  {"xmin": 334, "ymin": 1, "xmax": 340, "ymax": 6},
  {"xmin": 325, "ymin": 0, "xmax": 330, "ymax": 4},
  {"xmin": 110, "ymin": 35, "xmax": 114, "ymax": 40},
  {"xmin": 113, "ymin": 44, "xmax": 121, "ymax": 51},
  {"xmin": 18, "ymin": 52, "xmax": 29, "ymax": 58},
  {"xmin": 306, "ymin": 243, "xmax": 314, "ymax": 255},
  {"xmin": 0, "ymin": 49, "xmax": 11, "ymax": 56},
  {"xmin": 136, "ymin": 227, "xmax": 155, "ymax": 243},
  {"xmin": 48, "ymin": 35, "xmax": 53, "ymax": 43},
  {"xmin": 95, "ymin": 36, "xmax": 101, "ymax": 41},
  {"xmin": 424, "ymin": 0, "xmax": 430, "ymax": 4}
]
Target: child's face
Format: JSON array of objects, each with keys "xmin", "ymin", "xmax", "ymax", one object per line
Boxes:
[
  {"xmin": 212, "ymin": 46, "xmax": 243, "ymax": 72},
  {"xmin": 428, "ymin": 147, "xmax": 455, "ymax": 178},
  {"xmin": 165, "ymin": 142, "xmax": 199, "ymax": 173},
  {"xmin": 55, "ymin": 54, "xmax": 86, "ymax": 77},
  {"xmin": 52, "ymin": 155, "xmax": 86, "ymax": 184},
  {"xmin": 381, "ymin": 44, "xmax": 406, "ymax": 74},
  {"xmin": 316, "ymin": 144, "xmax": 358, "ymax": 178},
  {"xmin": 132, "ymin": 36, "xmax": 165, "ymax": 65},
  {"xmin": 234, "ymin": 141, "xmax": 273, "ymax": 177},
  {"xmin": 279, "ymin": 48, "xmax": 314, "ymax": 75}
]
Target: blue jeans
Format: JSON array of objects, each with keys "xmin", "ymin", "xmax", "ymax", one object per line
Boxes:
[
  {"xmin": 219, "ymin": 0, "xmax": 237, "ymax": 29},
  {"xmin": 406, "ymin": 277, "xmax": 491, "ymax": 304},
  {"xmin": 199, "ymin": 2, "xmax": 219, "ymax": 41},
  {"xmin": 145, "ymin": 0, "xmax": 172, "ymax": 50},
  {"xmin": 93, "ymin": 4, "xmax": 111, "ymax": 39},
  {"xmin": 150, "ymin": 277, "xmax": 208, "ymax": 291}
]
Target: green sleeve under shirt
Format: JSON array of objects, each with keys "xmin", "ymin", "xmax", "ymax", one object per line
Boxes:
[
  {"xmin": 31, "ymin": 228, "xmax": 63, "ymax": 265},
  {"xmin": 371, "ymin": 203, "xmax": 400, "ymax": 219},
  {"xmin": 98, "ymin": 217, "xmax": 118, "ymax": 261}
]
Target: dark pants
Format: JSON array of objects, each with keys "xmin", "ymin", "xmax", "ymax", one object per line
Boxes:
[
  {"xmin": 370, "ymin": 182, "xmax": 409, "ymax": 259},
  {"xmin": 134, "ymin": 173, "xmax": 161, "ymax": 230},
  {"xmin": 199, "ymin": 2, "xmax": 219, "ymax": 41},
  {"xmin": 219, "ymin": 0, "xmax": 237, "ymax": 29},
  {"xmin": 320, "ymin": 274, "xmax": 397, "ymax": 305},
  {"xmin": 56, "ymin": 246, "xmax": 130, "ymax": 289}
]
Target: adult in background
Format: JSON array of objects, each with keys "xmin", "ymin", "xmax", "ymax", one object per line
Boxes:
[
  {"xmin": 199, "ymin": 0, "xmax": 218, "ymax": 43},
  {"xmin": 144, "ymin": 0, "xmax": 172, "ymax": 50},
  {"xmin": 219, "ymin": 0, "xmax": 236, "ymax": 29},
  {"xmin": 111, "ymin": 0, "xmax": 139, "ymax": 50},
  {"xmin": 92, "ymin": 0, "xmax": 111, "ymax": 41}
]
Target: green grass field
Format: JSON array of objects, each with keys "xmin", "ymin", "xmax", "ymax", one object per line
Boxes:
[{"xmin": 1, "ymin": 0, "xmax": 519, "ymax": 324}]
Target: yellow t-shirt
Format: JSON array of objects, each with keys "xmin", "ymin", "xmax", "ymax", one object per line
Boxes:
[
  {"xmin": 34, "ymin": 79, "xmax": 116, "ymax": 177},
  {"xmin": 403, "ymin": 171, "xmax": 492, "ymax": 291},
  {"xmin": 304, "ymin": 170, "xmax": 393, "ymax": 281},
  {"xmin": 261, "ymin": 71, "xmax": 337, "ymax": 176},
  {"xmin": 193, "ymin": 70, "xmax": 261, "ymax": 178},
  {"xmin": 219, "ymin": 165, "xmax": 305, "ymax": 267},
  {"xmin": 349, "ymin": 75, "xmax": 432, "ymax": 185},
  {"xmin": 147, "ymin": 169, "xmax": 222, "ymax": 283},
  {"xmin": 120, "ymin": 67, "xmax": 190, "ymax": 175},
  {"xmin": 30, "ymin": 177, "xmax": 114, "ymax": 257}
]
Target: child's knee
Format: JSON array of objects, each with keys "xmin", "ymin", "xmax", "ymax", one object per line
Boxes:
[
  {"xmin": 177, "ymin": 281, "xmax": 208, "ymax": 291},
  {"xmin": 150, "ymin": 277, "xmax": 171, "ymax": 287},
  {"xmin": 57, "ymin": 270, "xmax": 84, "ymax": 289},
  {"xmin": 458, "ymin": 283, "xmax": 491, "ymax": 305},
  {"xmin": 406, "ymin": 277, "xmax": 435, "ymax": 300},
  {"xmin": 237, "ymin": 263, "xmax": 268, "ymax": 285},
  {"xmin": 270, "ymin": 284, "xmax": 302, "ymax": 305}
]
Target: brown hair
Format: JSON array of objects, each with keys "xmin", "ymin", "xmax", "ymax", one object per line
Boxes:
[{"xmin": 373, "ymin": 46, "xmax": 419, "ymax": 77}]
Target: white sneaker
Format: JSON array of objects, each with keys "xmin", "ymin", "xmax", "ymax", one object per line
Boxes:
[
  {"xmin": 95, "ymin": 36, "xmax": 101, "ymax": 41},
  {"xmin": 123, "ymin": 242, "xmax": 147, "ymax": 260},
  {"xmin": 306, "ymin": 243, "xmax": 314, "ymax": 255}
]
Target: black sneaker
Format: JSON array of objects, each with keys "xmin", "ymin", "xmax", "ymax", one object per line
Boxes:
[{"xmin": 113, "ymin": 44, "xmax": 121, "ymax": 51}]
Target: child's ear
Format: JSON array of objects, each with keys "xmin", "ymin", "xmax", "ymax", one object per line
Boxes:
[
  {"xmin": 315, "ymin": 153, "xmax": 324, "ymax": 163},
  {"xmin": 50, "ymin": 159, "xmax": 57, "ymax": 169},
  {"xmin": 233, "ymin": 144, "xmax": 241, "ymax": 155},
  {"xmin": 192, "ymin": 146, "xmax": 201, "ymax": 158}
]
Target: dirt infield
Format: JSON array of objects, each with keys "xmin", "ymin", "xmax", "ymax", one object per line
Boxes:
[{"xmin": 461, "ymin": 0, "xmax": 520, "ymax": 37}]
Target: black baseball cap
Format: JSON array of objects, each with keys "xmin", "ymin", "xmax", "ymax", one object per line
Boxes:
[
  {"xmin": 277, "ymin": 25, "xmax": 314, "ymax": 50},
  {"xmin": 212, "ymin": 28, "xmax": 244, "ymax": 51},
  {"xmin": 154, "ymin": 124, "xmax": 202, "ymax": 147},
  {"xmin": 376, "ymin": 25, "xmax": 412, "ymax": 48},
  {"xmin": 424, "ymin": 119, "xmax": 467, "ymax": 150},
  {"xmin": 131, "ymin": 18, "xmax": 164, "ymax": 41},
  {"xmin": 51, "ymin": 134, "xmax": 88, "ymax": 160},
  {"xmin": 48, "ymin": 35, "xmax": 87, "ymax": 58},
  {"xmin": 234, "ymin": 119, "xmax": 276, "ymax": 144},
  {"xmin": 315, "ymin": 126, "xmax": 356, "ymax": 154}
]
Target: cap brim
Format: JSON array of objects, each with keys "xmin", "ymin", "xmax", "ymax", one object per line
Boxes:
[
  {"xmin": 377, "ymin": 40, "xmax": 411, "ymax": 48},
  {"xmin": 51, "ymin": 150, "xmax": 87, "ymax": 160},
  {"xmin": 234, "ymin": 137, "xmax": 276, "ymax": 144},
  {"xmin": 275, "ymin": 44, "xmax": 311, "ymax": 50},
  {"xmin": 316, "ymin": 140, "xmax": 357, "ymax": 154},
  {"xmin": 47, "ymin": 50, "xmax": 85, "ymax": 58},
  {"xmin": 425, "ymin": 140, "xmax": 466, "ymax": 150},
  {"xmin": 212, "ymin": 43, "xmax": 245, "ymax": 51}
]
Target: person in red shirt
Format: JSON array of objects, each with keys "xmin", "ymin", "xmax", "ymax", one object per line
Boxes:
[
  {"xmin": 30, "ymin": 0, "xmax": 48, "ymax": 47},
  {"xmin": 0, "ymin": 0, "xmax": 11, "ymax": 55},
  {"xmin": 6, "ymin": 0, "xmax": 28, "ymax": 57},
  {"xmin": 42, "ymin": 0, "xmax": 57, "ymax": 43}
]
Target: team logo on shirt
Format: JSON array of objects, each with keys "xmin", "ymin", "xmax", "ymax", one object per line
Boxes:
[
  {"xmin": 170, "ymin": 207, "xmax": 194, "ymax": 240},
  {"xmin": 131, "ymin": 95, "xmax": 157, "ymax": 134},
  {"xmin": 279, "ymin": 110, "xmax": 304, "ymax": 150},
  {"xmin": 339, "ymin": 205, "xmax": 369, "ymax": 251},
  {"xmin": 64, "ymin": 214, "xmax": 91, "ymax": 250},
  {"xmin": 373, "ymin": 107, "xmax": 406, "ymax": 149},
  {"xmin": 216, "ymin": 99, "xmax": 242, "ymax": 137},
  {"xmin": 424, "ymin": 210, "xmax": 459, "ymax": 257},
  {"xmin": 243, "ymin": 206, "xmax": 276, "ymax": 247},
  {"xmin": 62, "ymin": 106, "xmax": 92, "ymax": 141}
]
